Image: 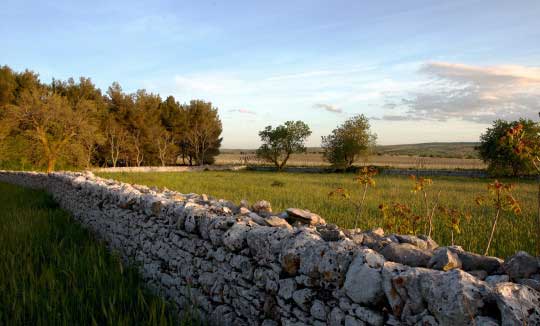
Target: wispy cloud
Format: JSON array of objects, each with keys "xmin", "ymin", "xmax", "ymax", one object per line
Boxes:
[
  {"xmin": 380, "ymin": 62, "xmax": 540, "ymax": 123},
  {"xmin": 313, "ymin": 103, "xmax": 343, "ymax": 113},
  {"xmin": 229, "ymin": 108, "xmax": 257, "ymax": 115}
]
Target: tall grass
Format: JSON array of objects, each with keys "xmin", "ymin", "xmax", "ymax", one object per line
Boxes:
[
  {"xmin": 99, "ymin": 171, "xmax": 538, "ymax": 258},
  {"xmin": 0, "ymin": 182, "xmax": 191, "ymax": 325}
]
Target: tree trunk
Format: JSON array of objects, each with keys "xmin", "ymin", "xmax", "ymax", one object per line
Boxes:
[{"xmin": 47, "ymin": 157, "xmax": 56, "ymax": 173}]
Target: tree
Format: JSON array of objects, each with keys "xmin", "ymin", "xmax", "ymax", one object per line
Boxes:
[
  {"xmin": 105, "ymin": 118, "xmax": 129, "ymax": 168},
  {"xmin": 321, "ymin": 114, "xmax": 376, "ymax": 169},
  {"xmin": 256, "ymin": 120, "xmax": 312, "ymax": 170},
  {"xmin": 478, "ymin": 119, "xmax": 539, "ymax": 176},
  {"xmin": 3, "ymin": 89, "xmax": 99, "ymax": 172},
  {"xmin": 155, "ymin": 129, "xmax": 177, "ymax": 166},
  {"xmin": 182, "ymin": 100, "xmax": 223, "ymax": 165}
]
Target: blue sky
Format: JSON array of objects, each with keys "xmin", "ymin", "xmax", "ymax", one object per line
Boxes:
[{"xmin": 2, "ymin": 0, "xmax": 539, "ymax": 147}]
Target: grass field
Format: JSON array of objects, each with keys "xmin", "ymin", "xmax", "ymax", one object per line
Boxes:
[
  {"xmin": 0, "ymin": 182, "xmax": 192, "ymax": 325},
  {"xmin": 99, "ymin": 171, "xmax": 538, "ymax": 258}
]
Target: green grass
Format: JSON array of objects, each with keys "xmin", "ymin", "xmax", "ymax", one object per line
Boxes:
[
  {"xmin": 98, "ymin": 171, "xmax": 538, "ymax": 258},
  {"xmin": 0, "ymin": 182, "xmax": 195, "ymax": 325}
]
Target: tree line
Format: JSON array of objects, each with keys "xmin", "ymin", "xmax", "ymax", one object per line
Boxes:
[{"xmin": 0, "ymin": 66, "xmax": 222, "ymax": 172}]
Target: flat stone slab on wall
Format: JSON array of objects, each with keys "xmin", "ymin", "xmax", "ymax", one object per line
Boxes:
[{"xmin": 0, "ymin": 170, "xmax": 539, "ymax": 326}]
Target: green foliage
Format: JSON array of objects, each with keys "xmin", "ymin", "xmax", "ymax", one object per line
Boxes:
[
  {"xmin": 478, "ymin": 119, "xmax": 539, "ymax": 176},
  {"xmin": 0, "ymin": 182, "xmax": 195, "ymax": 325},
  {"xmin": 322, "ymin": 114, "xmax": 376, "ymax": 168},
  {"xmin": 101, "ymin": 171, "xmax": 539, "ymax": 258},
  {"xmin": 256, "ymin": 121, "xmax": 312, "ymax": 170}
]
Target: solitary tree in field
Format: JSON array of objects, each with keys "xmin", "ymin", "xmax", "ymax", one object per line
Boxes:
[
  {"xmin": 256, "ymin": 120, "xmax": 311, "ymax": 170},
  {"xmin": 322, "ymin": 114, "xmax": 377, "ymax": 169},
  {"xmin": 478, "ymin": 119, "xmax": 540, "ymax": 176}
]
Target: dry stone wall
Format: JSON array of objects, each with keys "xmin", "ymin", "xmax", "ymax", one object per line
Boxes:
[{"xmin": 0, "ymin": 171, "xmax": 539, "ymax": 326}]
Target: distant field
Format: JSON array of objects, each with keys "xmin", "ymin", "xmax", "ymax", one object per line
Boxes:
[
  {"xmin": 217, "ymin": 142, "xmax": 484, "ymax": 169},
  {"xmin": 98, "ymin": 171, "xmax": 537, "ymax": 258},
  {"xmin": 215, "ymin": 153, "xmax": 485, "ymax": 170},
  {"xmin": 0, "ymin": 182, "xmax": 187, "ymax": 325}
]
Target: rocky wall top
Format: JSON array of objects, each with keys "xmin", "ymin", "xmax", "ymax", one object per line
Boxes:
[{"xmin": 0, "ymin": 170, "xmax": 539, "ymax": 326}]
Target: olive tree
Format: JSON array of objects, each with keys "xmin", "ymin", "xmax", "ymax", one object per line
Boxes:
[
  {"xmin": 256, "ymin": 120, "xmax": 311, "ymax": 170},
  {"xmin": 321, "ymin": 114, "xmax": 377, "ymax": 169}
]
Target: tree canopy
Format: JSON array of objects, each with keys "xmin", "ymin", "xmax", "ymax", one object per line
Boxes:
[
  {"xmin": 256, "ymin": 120, "xmax": 312, "ymax": 170},
  {"xmin": 321, "ymin": 114, "xmax": 377, "ymax": 169}
]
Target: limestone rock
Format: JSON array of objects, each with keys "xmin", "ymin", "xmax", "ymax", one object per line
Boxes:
[
  {"xmin": 344, "ymin": 250, "xmax": 385, "ymax": 304},
  {"xmin": 252, "ymin": 200, "xmax": 272, "ymax": 216},
  {"xmin": 386, "ymin": 266, "xmax": 491, "ymax": 325},
  {"xmin": 419, "ymin": 269, "xmax": 491, "ymax": 325},
  {"xmin": 495, "ymin": 282, "xmax": 540, "ymax": 326},
  {"xmin": 503, "ymin": 251, "xmax": 539, "ymax": 280},
  {"xmin": 467, "ymin": 269, "xmax": 488, "ymax": 280},
  {"xmin": 328, "ymin": 307, "xmax": 345, "ymax": 326},
  {"xmin": 448, "ymin": 247, "xmax": 503, "ymax": 274},
  {"xmin": 280, "ymin": 229, "xmax": 323, "ymax": 276},
  {"xmin": 310, "ymin": 300, "xmax": 328, "ymax": 321},
  {"xmin": 474, "ymin": 316, "xmax": 499, "ymax": 326},
  {"xmin": 286, "ymin": 208, "xmax": 326, "ymax": 226},
  {"xmin": 428, "ymin": 247, "xmax": 462, "ymax": 271},
  {"xmin": 369, "ymin": 227, "xmax": 384, "ymax": 237},
  {"xmin": 317, "ymin": 224, "xmax": 346, "ymax": 241},
  {"xmin": 278, "ymin": 278, "xmax": 296, "ymax": 300},
  {"xmin": 485, "ymin": 274, "xmax": 510, "ymax": 286},
  {"xmin": 382, "ymin": 262, "xmax": 410, "ymax": 316},
  {"xmin": 248, "ymin": 226, "xmax": 293, "ymax": 266},
  {"xmin": 248, "ymin": 212, "xmax": 267, "ymax": 226},
  {"xmin": 265, "ymin": 216, "xmax": 292, "ymax": 229},
  {"xmin": 222, "ymin": 223, "xmax": 251, "ymax": 251},
  {"xmin": 516, "ymin": 278, "xmax": 540, "ymax": 292},
  {"xmin": 354, "ymin": 306, "xmax": 383, "ymax": 326},
  {"xmin": 395, "ymin": 234, "xmax": 437, "ymax": 250},
  {"xmin": 292, "ymin": 288, "xmax": 314, "ymax": 311},
  {"xmin": 344, "ymin": 315, "xmax": 366, "ymax": 326},
  {"xmin": 380, "ymin": 243, "xmax": 433, "ymax": 267}
]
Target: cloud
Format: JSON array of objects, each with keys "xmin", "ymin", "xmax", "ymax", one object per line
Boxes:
[
  {"xmin": 380, "ymin": 62, "xmax": 540, "ymax": 123},
  {"xmin": 313, "ymin": 103, "xmax": 343, "ymax": 113},
  {"xmin": 229, "ymin": 108, "xmax": 257, "ymax": 115}
]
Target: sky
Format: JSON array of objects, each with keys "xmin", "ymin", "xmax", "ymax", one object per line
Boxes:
[{"xmin": 1, "ymin": 0, "xmax": 540, "ymax": 148}]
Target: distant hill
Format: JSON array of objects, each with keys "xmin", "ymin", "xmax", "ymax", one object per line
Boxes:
[{"xmin": 221, "ymin": 142, "xmax": 481, "ymax": 159}]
